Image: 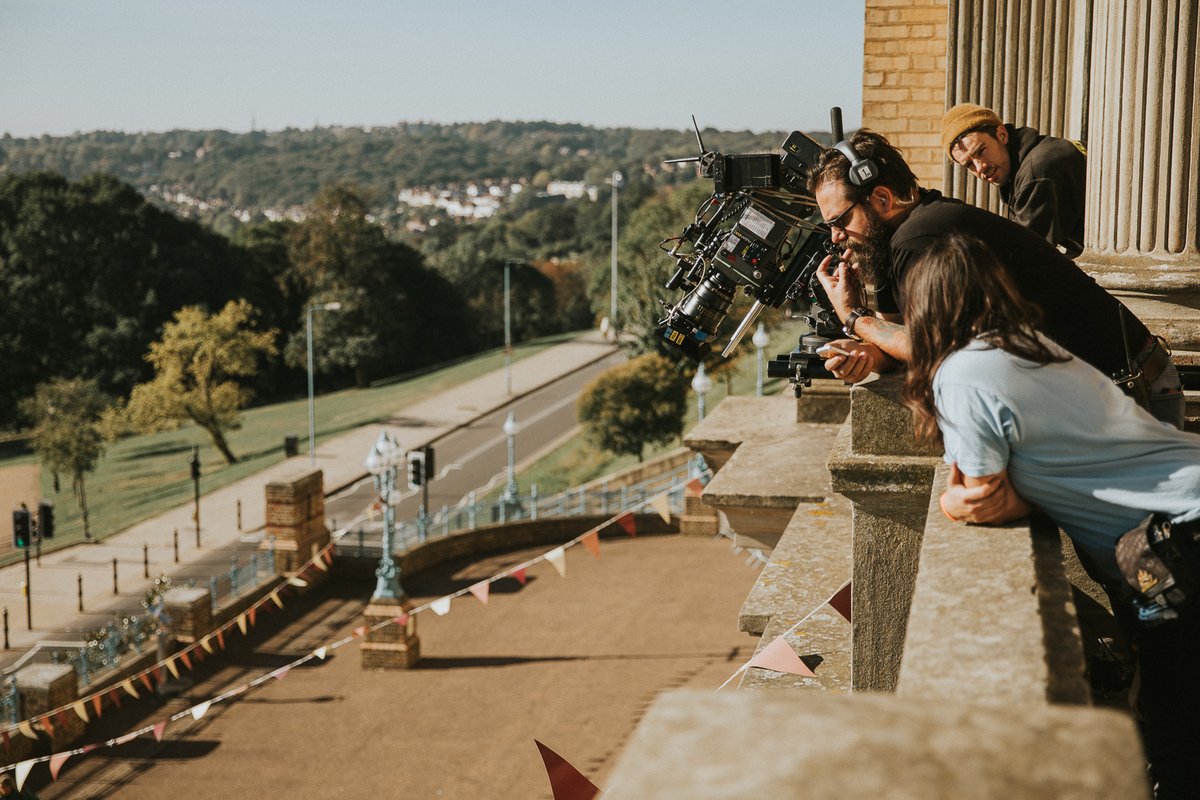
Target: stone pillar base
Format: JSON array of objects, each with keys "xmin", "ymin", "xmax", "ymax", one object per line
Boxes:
[
  {"xmin": 360, "ymin": 596, "xmax": 420, "ymax": 670},
  {"xmin": 677, "ymin": 494, "xmax": 719, "ymax": 536}
]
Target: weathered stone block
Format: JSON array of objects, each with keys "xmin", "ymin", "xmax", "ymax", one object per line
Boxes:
[
  {"xmin": 16, "ymin": 663, "xmax": 84, "ymax": 747},
  {"xmin": 163, "ymin": 586, "xmax": 213, "ymax": 643},
  {"xmin": 361, "ymin": 597, "xmax": 420, "ymax": 670}
]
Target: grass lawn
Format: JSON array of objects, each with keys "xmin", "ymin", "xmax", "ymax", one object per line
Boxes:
[{"xmin": 0, "ymin": 333, "xmax": 581, "ymax": 566}]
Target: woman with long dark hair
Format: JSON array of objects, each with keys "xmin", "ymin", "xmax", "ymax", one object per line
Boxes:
[{"xmin": 901, "ymin": 231, "xmax": 1200, "ymax": 798}]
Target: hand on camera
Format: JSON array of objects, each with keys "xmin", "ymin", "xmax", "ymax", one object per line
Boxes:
[
  {"xmin": 818, "ymin": 338, "xmax": 880, "ymax": 384},
  {"xmin": 816, "ymin": 254, "xmax": 861, "ymax": 321}
]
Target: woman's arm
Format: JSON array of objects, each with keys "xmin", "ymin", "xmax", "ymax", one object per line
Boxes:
[{"xmin": 940, "ymin": 462, "xmax": 1033, "ymax": 524}]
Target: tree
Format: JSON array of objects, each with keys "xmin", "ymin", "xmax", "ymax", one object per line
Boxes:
[
  {"xmin": 20, "ymin": 378, "xmax": 111, "ymax": 541},
  {"xmin": 577, "ymin": 354, "xmax": 687, "ymax": 462},
  {"xmin": 124, "ymin": 300, "xmax": 277, "ymax": 464}
]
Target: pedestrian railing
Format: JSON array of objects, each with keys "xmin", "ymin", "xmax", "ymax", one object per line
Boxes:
[
  {"xmin": 201, "ymin": 547, "xmax": 275, "ymax": 614},
  {"xmin": 0, "ymin": 677, "xmax": 18, "ymax": 725}
]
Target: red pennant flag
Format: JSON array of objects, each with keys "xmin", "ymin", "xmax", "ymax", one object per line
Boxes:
[
  {"xmin": 108, "ymin": 689, "xmax": 122, "ymax": 709},
  {"xmin": 40, "ymin": 715, "xmax": 55, "ymax": 737},
  {"xmin": 139, "ymin": 672, "xmax": 154, "ymax": 693},
  {"xmin": 535, "ymin": 740, "xmax": 600, "ymax": 800},
  {"xmin": 249, "ymin": 607, "xmax": 257, "ymax": 627},
  {"xmin": 353, "ymin": 626, "xmax": 367, "ymax": 637},
  {"xmin": 49, "ymin": 751, "xmax": 71, "ymax": 781},
  {"xmin": 152, "ymin": 667, "xmax": 165, "ymax": 686},
  {"xmin": 152, "ymin": 721, "xmax": 167, "ymax": 742},
  {"xmin": 393, "ymin": 613, "xmax": 409, "ymax": 627},
  {"xmin": 55, "ymin": 710, "xmax": 71, "ymax": 731},
  {"xmin": 615, "ymin": 512, "xmax": 637, "ymax": 537},
  {"xmin": 512, "ymin": 567, "xmax": 527, "ymax": 586},
  {"xmin": 180, "ymin": 651, "xmax": 193, "ymax": 671},
  {"xmin": 746, "ymin": 636, "xmax": 815, "ymax": 677},
  {"xmin": 581, "ymin": 530, "xmax": 601, "ymax": 558},
  {"xmin": 192, "ymin": 646, "xmax": 206, "ymax": 663},
  {"xmin": 829, "ymin": 581, "xmax": 852, "ymax": 623},
  {"xmin": 91, "ymin": 694, "xmax": 103, "ymax": 718},
  {"xmin": 323, "ymin": 547, "xmax": 335, "ymax": 566},
  {"xmin": 217, "ymin": 630, "xmax": 226, "ymax": 650},
  {"xmin": 685, "ymin": 478, "xmax": 704, "ymax": 497},
  {"xmin": 468, "ymin": 581, "xmax": 490, "ymax": 605}
]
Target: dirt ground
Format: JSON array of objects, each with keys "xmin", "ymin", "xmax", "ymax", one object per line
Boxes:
[
  {"xmin": 33, "ymin": 533, "xmax": 762, "ymax": 799},
  {"xmin": 0, "ymin": 464, "xmax": 40, "ymax": 557}
]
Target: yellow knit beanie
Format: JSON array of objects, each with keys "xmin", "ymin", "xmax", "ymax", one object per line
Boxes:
[{"xmin": 941, "ymin": 104, "xmax": 1003, "ymax": 156}]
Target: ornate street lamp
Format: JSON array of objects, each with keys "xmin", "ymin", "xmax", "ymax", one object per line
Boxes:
[
  {"xmin": 365, "ymin": 432, "xmax": 404, "ymax": 600},
  {"xmin": 501, "ymin": 411, "xmax": 521, "ymax": 507},
  {"xmin": 306, "ymin": 301, "xmax": 343, "ymax": 464},
  {"xmin": 753, "ymin": 323, "xmax": 770, "ymax": 397},
  {"xmin": 691, "ymin": 363, "xmax": 713, "ymax": 422}
]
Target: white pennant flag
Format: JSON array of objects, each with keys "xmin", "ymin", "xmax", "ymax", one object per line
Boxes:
[
  {"xmin": 14, "ymin": 760, "xmax": 35, "ymax": 791},
  {"xmin": 545, "ymin": 546, "xmax": 567, "ymax": 577},
  {"xmin": 191, "ymin": 701, "xmax": 212, "ymax": 721},
  {"xmin": 649, "ymin": 492, "xmax": 672, "ymax": 523},
  {"xmin": 314, "ymin": 646, "xmax": 328, "ymax": 660},
  {"xmin": 430, "ymin": 596, "xmax": 452, "ymax": 616}
]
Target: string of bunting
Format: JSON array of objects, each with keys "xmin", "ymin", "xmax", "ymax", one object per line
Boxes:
[{"xmin": 1, "ymin": 477, "xmax": 710, "ymax": 791}]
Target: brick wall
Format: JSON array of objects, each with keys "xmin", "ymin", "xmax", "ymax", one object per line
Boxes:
[{"xmin": 862, "ymin": 0, "xmax": 949, "ymax": 190}]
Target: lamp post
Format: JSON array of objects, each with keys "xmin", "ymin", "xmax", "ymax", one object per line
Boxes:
[
  {"xmin": 691, "ymin": 363, "xmax": 713, "ymax": 422},
  {"xmin": 503, "ymin": 260, "xmax": 521, "ymax": 395},
  {"xmin": 306, "ymin": 301, "xmax": 343, "ymax": 465},
  {"xmin": 609, "ymin": 170, "xmax": 623, "ymax": 336},
  {"xmin": 501, "ymin": 411, "xmax": 520, "ymax": 507},
  {"xmin": 752, "ymin": 323, "xmax": 770, "ymax": 397},
  {"xmin": 365, "ymin": 432, "xmax": 404, "ymax": 600}
]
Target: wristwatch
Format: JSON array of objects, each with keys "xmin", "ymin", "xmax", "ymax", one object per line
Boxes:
[{"xmin": 843, "ymin": 306, "xmax": 876, "ymax": 341}]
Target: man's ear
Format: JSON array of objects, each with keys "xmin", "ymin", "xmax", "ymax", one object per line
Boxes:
[
  {"xmin": 996, "ymin": 124, "xmax": 1008, "ymax": 145},
  {"xmin": 871, "ymin": 185, "xmax": 895, "ymax": 212}
]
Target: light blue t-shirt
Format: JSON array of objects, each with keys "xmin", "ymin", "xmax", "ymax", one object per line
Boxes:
[{"xmin": 935, "ymin": 337, "xmax": 1200, "ymax": 577}]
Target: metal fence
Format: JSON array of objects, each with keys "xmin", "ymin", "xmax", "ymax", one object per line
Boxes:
[
  {"xmin": 335, "ymin": 456, "xmax": 710, "ymax": 559},
  {"xmin": 200, "ymin": 547, "xmax": 275, "ymax": 613}
]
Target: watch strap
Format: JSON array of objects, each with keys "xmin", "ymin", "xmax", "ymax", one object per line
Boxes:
[{"xmin": 843, "ymin": 306, "xmax": 875, "ymax": 341}]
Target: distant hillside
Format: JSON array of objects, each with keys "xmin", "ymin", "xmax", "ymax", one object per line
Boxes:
[{"xmin": 0, "ymin": 121, "xmax": 830, "ymax": 233}]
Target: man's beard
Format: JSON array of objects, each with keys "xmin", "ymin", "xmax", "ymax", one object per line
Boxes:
[{"xmin": 847, "ymin": 210, "xmax": 892, "ymax": 286}]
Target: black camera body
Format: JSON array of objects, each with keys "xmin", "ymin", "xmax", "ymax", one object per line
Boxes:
[{"xmin": 655, "ymin": 128, "xmax": 841, "ymax": 394}]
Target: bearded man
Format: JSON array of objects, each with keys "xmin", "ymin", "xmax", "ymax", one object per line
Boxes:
[{"xmin": 806, "ymin": 129, "xmax": 1183, "ymax": 429}]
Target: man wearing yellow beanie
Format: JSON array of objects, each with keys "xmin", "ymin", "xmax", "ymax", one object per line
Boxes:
[{"xmin": 941, "ymin": 102, "xmax": 1086, "ymax": 258}]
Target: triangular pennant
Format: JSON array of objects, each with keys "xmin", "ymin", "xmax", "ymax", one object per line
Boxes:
[
  {"xmin": 165, "ymin": 658, "xmax": 180, "ymax": 680},
  {"xmin": 545, "ymin": 546, "xmax": 567, "ymax": 577},
  {"xmin": 152, "ymin": 720, "xmax": 167, "ymax": 742},
  {"xmin": 270, "ymin": 590, "xmax": 284, "ymax": 609},
  {"xmin": 430, "ymin": 596, "xmax": 452, "ymax": 616},
  {"xmin": 14, "ymin": 759, "xmax": 35, "ymax": 791},
  {"xmin": 139, "ymin": 672, "xmax": 154, "ymax": 693},
  {"xmin": 468, "ymin": 581, "xmax": 490, "ymax": 605},
  {"xmin": 322, "ymin": 547, "xmax": 335, "ymax": 565},
  {"xmin": 512, "ymin": 567, "xmax": 527, "ymax": 586},
  {"xmin": 55, "ymin": 710, "xmax": 70, "ymax": 731},
  {"xmin": 39, "ymin": 715, "xmax": 54, "ymax": 737},
  {"xmin": 216, "ymin": 630, "xmax": 226, "ymax": 650},
  {"xmin": 353, "ymin": 626, "xmax": 367, "ymax": 637},
  {"xmin": 200, "ymin": 635, "xmax": 215, "ymax": 654},
  {"xmin": 615, "ymin": 512, "xmax": 636, "ymax": 537},
  {"xmin": 180, "ymin": 651, "xmax": 193, "ymax": 671},
  {"xmin": 121, "ymin": 679, "xmax": 140, "ymax": 700},
  {"xmin": 152, "ymin": 667, "xmax": 165, "ymax": 686},
  {"xmin": 287, "ymin": 576, "xmax": 309, "ymax": 588},
  {"xmin": 236, "ymin": 613, "xmax": 248, "ymax": 635},
  {"xmin": 393, "ymin": 613, "xmax": 409, "ymax": 627},
  {"xmin": 72, "ymin": 701, "xmax": 90, "ymax": 723},
  {"xmin": 49, "ymin": 751, "xmax": 71, "ymax": 781},
  {"xmin": 190, "ymin": 701, "xmax": 211, "ymax": 721},
  {"xmin": 273, "ymin": 666, "xmax": 290, "ymax": 681},
  {"xmin": 581, "ymin": 530, "xmax": 601, "ymax": 558},
  {"xmin": 249, "ymin": 607, "xmax": 258, "ymax": 627},
  {"xmin": 829, "ymin": 581, "xmax": 852, "ymax": 623},
  {"xmin": 17, "ymin": 721, "xmax": 37, "ymax": 740},
  {"xmin": 91, "ymin": 694, "xmax": 103, "ymax": 718},
  {"xmin": 1, "ymin": 729, "xmax": 8, "ymax": 754},
  {"xmin": 314, "ymin": 646, "xmax": 328, "ymax": 660},
  {"xmin": 312, "ymin": 556, "xmax": 329, "ymax": 572},
  {"xmin": 534, "ymin": 740, "xmax": 600, "ymax": 800},
  {"xmin": 685, "ymin": 477, "xmax": 704, "ymax": 497},
  {"xmin": 649, "ymin": 492, "xmax": 672, "ymax": 523},
  {"xmin": 108, "ymin": 689, "xmax": 122, "ymax": 709},
  {"xmin": 192, "ymin": 646, "xmax": 206, "ymax": 663},
  {"xmin": 746, "ymin": 636, "xmax": 815, "ymax": 677}
]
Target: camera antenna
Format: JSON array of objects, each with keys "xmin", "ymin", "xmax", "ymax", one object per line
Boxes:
[
  {"xmin": 691, "ymin": 114, "xmax": 706, "ymax": 155},
  {"xmin": 830, "ymin": 107, "xmax": 844, "ymax": 142},
  {"xmin": 663, "ymin": 114, "xmax": 711, "ymax": 166}
]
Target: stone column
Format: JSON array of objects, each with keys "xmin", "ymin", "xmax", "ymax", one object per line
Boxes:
[
  {"xmin": 262, "ymin": 469, "xmax": 331, "ymax": 574},
  {"xmin": 826, "ymin": 374, "xmax": 941, "ymax": 692},
  {"xmin": 361, "ymin": 597, "xmax": 420, "ymax": 670},
  {"xmin": 163, "ymin": 586, "xmax": 214, "ymax": 643},
  {"xmin": 16, "ymin": 664, "xmax": 85, "ymax": 749},
  {"xmin": 1079, "ymin": 0, "xmax": 1200, "ymax": 351}
]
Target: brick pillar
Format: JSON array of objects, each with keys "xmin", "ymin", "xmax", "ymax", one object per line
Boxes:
[
  {"xmin": 262, "ymin": 469, "xmax": 330, "ymax": 574},
  {"xmin": 677, "ymin": 493, "xmax": 718, "ymax": 537},
  {"xmin": 361, "ymin": 596, "xmax": 421, "ymax": 670},
  {"xmin": 15, "ymin": 664, "xmax": 85, "ymax": 748},
  {"xmin": 163, "ymin": 586, "xmax": 214, "ymax": 643}
]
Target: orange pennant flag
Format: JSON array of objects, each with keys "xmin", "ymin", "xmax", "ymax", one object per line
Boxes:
[
  {"xmin": 685, "ymin": 477, "xmax": 704, "ymax": 497},
  {"xmin": 91, "ymin": 694, "xmax": 103, "ymax": 718},
  {"xmin": 512, "ymin": 567, "xmax": 527, "ymax": 586},
  {"xmin": 468, "ymin": 581, "xmax": 490, "ymax": 605},
  {"xmin": 746, "ymin": 636, "xmax": 815, "ymax": 677},
  {"xmin": 249, "ymin": 607, "xmax": 257, "ymax": 627},
  {"xmin": 49, "ymin": 751, "xmax": 71, "ymax": 781},
  {"xmin": 323, "ymin": 547, "xmax": 335, "ymax": 566},
  {"xmin": 535, "ymin": 740, "xmax": 600, "ymax": 800},
  {"xmin": 152, "ymin": 720, "xmax": 167, "ymax": 742},
  {"xmin": 829, "ymin": 581, "xmax": 852, "ymax": 623},
  {"xmin": 581, "ymin": 530, "xmax": 601, "ymax": 558},
  {"xmin": 180, "ymin": 650, "xmax": 193, "ymax": 671},
  {"xmin": 108, "ymin": 689, "xmax": 122, "ymax": 709},
  {"xmin": 192, "ymin": 646, "xmax": 205, "ymax": 663},
  {"xmin": 152, "ymin": 667, "xmax": 165, "ymax": 686},
  {"xmin": 138, "ymin": 672, "xmax": 154, "ymax": 693},
  {"xmin": 217, "ymin": 630, "xmax": 226, "ymax": 650},
  {"xmin": 39, "ymin": 715, "xmax": 54, "ymax": 737},
  {"xmin": 615, "ymin": 512, "xmax": 637, "ymax": 537}
]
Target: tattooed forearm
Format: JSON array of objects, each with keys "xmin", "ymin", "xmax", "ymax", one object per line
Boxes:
[{"xmin": 857, "ymin": 316, "xmax": 912, "ymax": 362}]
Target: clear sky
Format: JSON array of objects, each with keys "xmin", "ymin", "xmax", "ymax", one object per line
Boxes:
[{"xmin": 0, "ymin": 0, "xmax": 864, "ymax": 138}]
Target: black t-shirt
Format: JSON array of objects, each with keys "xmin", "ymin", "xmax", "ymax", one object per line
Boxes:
[{"xmin": 876, "ymin": 190, "xmax": 1147, "ymax": 378}]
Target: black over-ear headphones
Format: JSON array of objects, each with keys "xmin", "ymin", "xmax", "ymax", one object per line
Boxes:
[{"xmin": 834, "ymin": 140, "xmax": 880, "ymax": 187}]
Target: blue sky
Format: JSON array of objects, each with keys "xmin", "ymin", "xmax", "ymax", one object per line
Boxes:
[{"xmin": 0, "ymin": 1, "xmax": 864, "ymax": 137}]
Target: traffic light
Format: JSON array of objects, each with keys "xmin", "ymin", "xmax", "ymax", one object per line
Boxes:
[
  {"xmin": 37, "ymin": 501, "xmax": 54, "ymax": 539},
  {"xmin": 407, "ymin": 450, "xmax": 424, "ymax": 489},
  {"xmin": 423, "ymin": 446, "xmax": 435, "ymax": 481},
  {"xmin": 189, "ymin": 445, "xmax": 201, "ymax": 481},
  {"xmin": 12, "ymin": 508, "xmax": 31, "ymax": 549}
]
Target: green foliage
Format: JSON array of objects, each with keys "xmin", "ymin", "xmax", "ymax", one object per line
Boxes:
[
  {"xmin": 124, "ymin": 300, "xmax": 278, "ymax": 464},
  {"xmin": 577, "ymin": 353, "xmax": 688, "ymax": 462}
]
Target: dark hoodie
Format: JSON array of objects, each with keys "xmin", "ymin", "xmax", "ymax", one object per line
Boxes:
[{"xmin": 999, "ymin": 124, "xmax": 1087, "ymax": 258}]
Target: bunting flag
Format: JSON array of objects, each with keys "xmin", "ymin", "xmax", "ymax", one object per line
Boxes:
[
  {"xmin": 534, "ymin": 740, "xmax": 600, "ymax": 800},
  {"xmin": 685, "ymin": 477, "xmax": 704, "ymax": 497},
  {"xmin": 829, "ymin": 581, "xmax": 852, "ymax": 623},
  {"xmin": 121, "ymin": 679, "xmax": 140, "ymax": 700},
  {"xmin": 270, "ymin": 590, "xmax": 284, "ymax": 609},
  {"xmin": 38, "ymin": 716, "xmax": 54, "ymax": 737},
  {"xmin": 165, "ymin": 658, "xmax": 181, "ymax": 680},
  {"xmin": 190, "ymin": 701, "xmax": 211, "ymax": 721},
  {"xmin": 430, "ymin": 596, "xmax": 452, "ymax": 616},
  {"xmin": 138, "ymin": 672, "xmax": 154, "ymax": 693},
  {"xmin": 237, "ymin": 613, "xmax": 249, "ymax": 635},
  {"xmin": 648, "ymin": 492, "xmax": 672, "ymax": 523},
  {"xmin": 581, "ymin": 530, "xmax": 601, "ymax": 559},
  {"xmin": 273, "ymin": 667, "xmax": 290, "ymax": 681},
  {"xmin": 91, "ymin": 694, "xmax": 103, "ymax": 718},
  {"xmin": 468, "ymin": 581, "xmax": 490, "ymax": 605},
  {"xmin": 49, "ymin": 751, "xmax": 71, "ymax": 781},
  {"xmin": 322, "ymin": 547, "xmax": 335, "ymax": 566},
  {"xmin": 615, "ymin": 512, "xmax": 637, "ymax": 537},
  {"xmin": 180, "ymin": 651, "xmax": 193, "ymax": 671},
  {"xmin": 312, "ymin": 556, "xmax": 329, "ymax": 572},
  {"xmin": 314, "ymin": 646, "xmax": 328, "ymax": 661},
  {"xmin": 152, "ymin": 721, "xmax": 167, "ymax": 742},
  {"xmin": 352, "ymin": 626, "xmax": 367, "ymax": 637},
  {"xmin": 216, "ymin": 630, "xmax": 226, "ymax": 650},
  {"xmin": 152, "ymin": 667, "xmax": 165, "ymax": 686},
  {"xmin": 287, "ymin": 576, "xmax": 309, "ymax": 588},
  {"xmin": 16, "ymin": 721, "xmax": 36, "ymax": 741},
  {"xmin": 512, "ymin": 567, "xmax": 527, "ymax": 586},
  {"xmin": 14, "ymin": 759, "xmax": 34, "ymax": 791},
  {"xmin": 71, "ymin": 701, "xmax": 90, "ymax": 724},
  {"xmin": 249, "ymin": 607, "xmax": 257, "ymax": 627},
  {"xmin": 746, "ymin": 636, "xmax": 815, "ymax": 677},
  {"xmin": 108, "ymin": 689, "xmax": 122, "ymax": 709},
  {"xmin": 201, "ymin": 635, "xmax": 215, "ymax": 654},
  {"xmin": 545, "ymin": 546, "xmax": 567, "ymax": 577},
  {"xmin": 393, "ymin": 613, "xmax": 409, "ymax": 627},
  {"xmin": 192, "ymin": 646, "xmax": 206, "ymax": 664}
]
